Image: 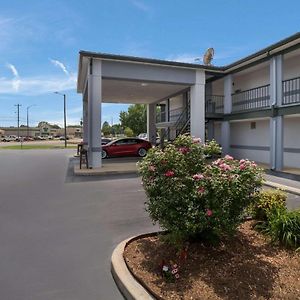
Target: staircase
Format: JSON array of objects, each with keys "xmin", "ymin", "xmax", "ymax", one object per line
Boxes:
[{"xmin": 160, "ymin": 105, "xmax": 191, "ymax": 145}]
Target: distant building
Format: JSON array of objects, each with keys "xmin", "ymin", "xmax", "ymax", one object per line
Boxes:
[{"xmin": 0, "ymin": 124, "xmax": 82, "ymax": 139}]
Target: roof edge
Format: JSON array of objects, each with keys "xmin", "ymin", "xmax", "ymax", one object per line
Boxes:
[{"xmin": 79, "ymin": 51, "xmax": 224, "ymax": 72}]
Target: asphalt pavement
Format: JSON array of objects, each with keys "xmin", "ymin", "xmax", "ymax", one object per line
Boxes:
[{"xmin": 0, "ymin": 149, "xmax": 157, "ymax": 300}]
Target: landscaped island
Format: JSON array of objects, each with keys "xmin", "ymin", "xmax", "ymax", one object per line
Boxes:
[{"xmin": 123, "ymin": 135, "xmax": 300, "ymax": 299}]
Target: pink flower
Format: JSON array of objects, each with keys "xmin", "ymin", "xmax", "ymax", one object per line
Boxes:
[
  {"xmin": 175, "ymin": 273, "xmax": 180, "ymax": 279},
  {"xmin": 171, "ymin": 268, "xmax": 178, "ymax": 274},
  {"xmin": 165, "ymin": 170, "xmax": 174, "ymax": 177},
  {"xmin": 219, "ymin": 163, "xmax": 232, "ymax": 171},
  {"xmin": 198, "ymin": 187, "xmax": 205, "ymax": 193},
  {"xmin": 239, "ymin": 164, "xmax": 246, "ymax": 171},
  {"xmin": 206, "ymin": 209, "xmax": 213, "ymax": 217},
  {"xmin": 148, "ymin": 165, "xmax": 156, "ymax": 172},
  {"xmin": 239, "ymin": 159, "xmax": 246, "ymax": 164},
  {"xmin": 179, "ymin": 147, "xmax": 190, "ymax": 154},
  {"xmin": 251, "ymin": 163, "xmax": 257, "ymax": 168},
  {"xmin": 224, "ymin": 155, "xmax": 234, "ymax": 160},
  {"xmin": 192, "ymin": 174, "xmax": 204, "ymax": 180},
  {"xmin": 192, "ymin": 137, "xmax": 201, "ymax": 144},
  {"xmin": 213, "ymin": 159, "xmax": 224, "ymax": 166}
]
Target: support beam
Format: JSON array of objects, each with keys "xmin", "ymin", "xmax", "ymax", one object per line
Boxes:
[
  {"xmin": 270, "ymin": 55, "xmax": 283, "ymax": 106},
  {"xmin": 221, "ymin": 75, "xmax": 232, "ymax": 155},
  {"xmin": 82, "ymin": 88, "xmax": 88, "ymax": 144},
  {"xmin": 88, "ymin": 59, "xmax": 102, "ymax": 168},
  {"xmin": 221, "ymin": 121, "xmax": 230, "ymax": 155},
  {"xmin": 207, "ymin": 120, "xmax": 214, "ymax": 141},
  {"xmin": 224, "ymin": 75, "xmax": 233, "ymax": 114},
  {"xmin": 190, "ymin": 70, "xmax": 205, "ymax": 142},
  {"xmin": 270, "ymin": 116, "xmax": 284, "ymax": 170},
  {"xmin": 147, "ymin": 103, "xmax": 156, "ymax": 145},
  {"xmin": 269, "ymin": 55, "xmax": 283, "ymax": 170}
]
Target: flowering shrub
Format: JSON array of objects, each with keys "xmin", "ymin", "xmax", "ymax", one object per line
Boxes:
[
  {"xmin": 203, "ymin": 139, "xmax": 222, "ymax": 158},
  {"xmin": 138, "ymin": 135, "xmax": 263, "ymax": 243}
]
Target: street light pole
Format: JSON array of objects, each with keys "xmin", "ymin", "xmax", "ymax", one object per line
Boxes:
[
  {"xmin": 27, "ymin": 105, "xmax": 36, "ymax": 138},
  {"xmin": 63, "ymin": 94, "xmax": 67, "ymax": 148},
  {"xmin": 54, "ymin": 92, "xmax": 67, "ymax": 148}
]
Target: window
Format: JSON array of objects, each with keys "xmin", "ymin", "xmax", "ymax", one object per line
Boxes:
[{"xmin": 250, "ymin": 122, "xmax": 256, "ymax": 129}]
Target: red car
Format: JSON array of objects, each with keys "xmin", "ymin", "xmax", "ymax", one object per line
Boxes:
[{"xmin": 101, "ymin": 138, "xmax": 152, "ymax": 159}]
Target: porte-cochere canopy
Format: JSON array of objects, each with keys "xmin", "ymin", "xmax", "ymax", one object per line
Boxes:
[{"xmin": 77, "ymin": 51, "xmax": 222, "ymax": 168}]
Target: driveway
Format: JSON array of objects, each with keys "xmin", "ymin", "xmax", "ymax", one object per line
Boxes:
[{"xmin": 0, "ymin": 149, "xmax": 157, "ymax": 300}]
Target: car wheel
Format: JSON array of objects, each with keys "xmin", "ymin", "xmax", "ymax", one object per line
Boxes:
[
  {"xmin": 138, "ymin": 147, "xmax": 147, "ymax": 157},
  {"xmin": 102, "ymin": 150, "xmax": 108, "ymax": 159}
]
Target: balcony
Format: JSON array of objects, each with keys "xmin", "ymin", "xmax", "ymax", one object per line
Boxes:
[
  {"xmin": 205, "ymin": 95, "xmax": 224, "ymax": 114},
  {"xmin": 232, "ymin": 85, "xmax": 270, "ymax": 113},
  {"xmin": 282, "ymin": 76, "xmax": 300, "ymax": 105},
  {"xmin": 156, "ymin": 107, "xmax": 184, "ymax": 125}
]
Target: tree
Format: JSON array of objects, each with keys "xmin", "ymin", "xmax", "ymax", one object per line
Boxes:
[
  {"xmin": 119, "ymin": 104, "xmax": 146, "ymax": 136},
  {"xmin": 111, "ymin": 123, "xmax": 122, "ymax": 136},
  {"xmin": 124, "ymin": 127, "xmax": 134, "ymax": 137},
  {"xmin": 102, "ymin": 121, "xmax": 111, "ymax": 137}
]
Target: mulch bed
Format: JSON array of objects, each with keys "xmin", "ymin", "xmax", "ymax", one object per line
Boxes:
[{"xmin": 124, "ymin": 221, "xmax": 300, "ymax": 300}]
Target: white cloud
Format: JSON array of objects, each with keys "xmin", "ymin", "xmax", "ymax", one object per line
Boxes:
[
  {"xmin": 50, "ymin": 59, "xmax": 69, "ymax": 75},
  {"xmin": 6, "ymin": 63, "xmax": 19, "ymax": 77},
  {"xmin": 0, "ymin": 73, "xmax": 77, "ymax": 96},
  {"xmin": 131, "ymin": 0, "xmax": 150, "ymax": 12},
  {"xmin": 6, "ymin": 63, "xmax": 21, "ymax": 91},
  {"xmin": 166, "ymin": 54, "xmax": 200, "ymax": 64}
]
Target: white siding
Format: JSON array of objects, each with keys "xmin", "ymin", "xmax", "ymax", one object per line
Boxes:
[
  {"xmin": 284, "ymin": 115, "xmax": 300, "ymax": 168},
  {"xmin": 230, "ymin": 119, "xmax": 270, "ymax": 163},
  {"xmin": 211, "ymin": 79, "xmax": 224, "ymax": 95},
  {"xmin": 283, "ymin": 54, "xmax": 300, "ymax": 80},
  {"xmin": 233, "ymin": 65, "xmax": 269, "ymax": 92}
]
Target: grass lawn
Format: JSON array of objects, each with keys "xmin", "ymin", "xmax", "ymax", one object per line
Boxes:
[{"xmin": 0, "ymin": 144, "xmax": 77, "ymax": 150}]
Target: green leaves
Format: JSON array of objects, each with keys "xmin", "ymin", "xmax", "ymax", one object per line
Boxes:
[{"xmin": 138, "ymin": 135, "xmax": 263, "ymax": 245}]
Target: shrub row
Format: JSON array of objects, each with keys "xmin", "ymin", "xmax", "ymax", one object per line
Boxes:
[{"xmin": 251, "ymin": 189, "xmax": 300, "ymax": 251}]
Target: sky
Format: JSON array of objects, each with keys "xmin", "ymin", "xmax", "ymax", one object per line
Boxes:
[{"xmin": 0, "ymin": 0, "xmax": 300, "ymax": 128}]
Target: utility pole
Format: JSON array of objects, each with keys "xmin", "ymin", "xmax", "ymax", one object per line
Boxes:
[{"xmin": 15, "ymin": 104, "xmax": 21, "ymax": 138}]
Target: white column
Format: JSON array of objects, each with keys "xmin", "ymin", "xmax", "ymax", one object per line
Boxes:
[
  {"xmin": 190, "ymin": 70, "xmax": 205, "ymax": 142},
  {"xmin": 270, "ymin": 116, "xmax": 283, "ymax": 170},
  {"xmin": 221, "ymin": 75, "xmax": 232, "ymax": 155},
  {"xmin": 147, "ymin": 103, "xmax": 156, "ymax": 145},
  {"xmin": 88, "ymin": 59, "xmax": 102, "ymax": 168},
  {"xmin": 207, "ymin": 120, "xmax": 214, "ymax": 141},
  {"xmin": 224, "ymin": 75, "xmax": 233, "ymax": 114},
  {"xmin": 221, "ymin": 121, "xmax": 230, "ymax": 155},
  {"xmin": 270, "ymin": 55, "xmax": 283, "ymax": 170},
  {"xmin": 82, "ymin": 97, "xmax": 88, "ymax": 143}
]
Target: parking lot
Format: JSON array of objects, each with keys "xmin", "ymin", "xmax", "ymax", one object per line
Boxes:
[{"xmin": 0, "ymin": 149, "xmax": 157, "ymax": 300}]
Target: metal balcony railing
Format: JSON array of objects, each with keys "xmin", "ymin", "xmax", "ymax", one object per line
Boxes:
[
  {"xmin": 156, "ymin": 110, "xmax": 167, "ymax": 123},
  {"xmin": 232, "ymin": 85, "xmax": 270, "ymax": 112},
  {"xmin": 282, "ymin": 76, "xmax": 300, "ymax": 105},
  {"xmin": 205, "ymin": 95, "xmax": 224, "ymax": 114},
  {"xmin": 156, "ymin": 107, "xmax": 185, "ymax": 123}
]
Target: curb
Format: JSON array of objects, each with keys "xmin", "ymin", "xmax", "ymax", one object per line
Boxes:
[
  {"xmin": 73, "ymin": 165, "xmax": 138, "ymax": 176},
  {"xmin": 111, "ymin": 237, "xmax": 155, "ymax": 300},
  {"xmin": 264, "ymin": 181, "xmax": 300, "ymax": 196}
]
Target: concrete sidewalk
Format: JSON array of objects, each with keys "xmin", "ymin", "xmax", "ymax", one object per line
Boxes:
[{"xmin": 74, "ymin": 157, "xmax": 140, "ymax": 176}]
